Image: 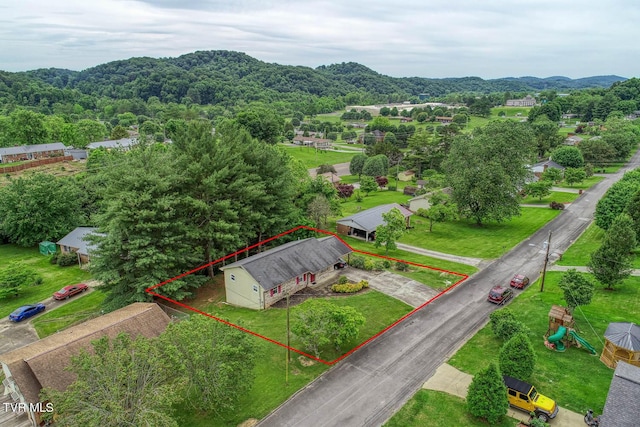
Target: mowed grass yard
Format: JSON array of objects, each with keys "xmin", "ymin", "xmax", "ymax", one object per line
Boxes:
[
  {"xmin": 520, "ymin": 191, "xmax": 579, "ymax": 205},
  {"xmin": 32, "ymin": 290, "xmax": 106, "ymax": 338},
  {"xmin": 0, "ymin": 244, "xmax": 92, "ymax": 318},
  {"xmin": 448, "ymin": 272, "xmax": 640, "ymax": 414},
  {"xmin": 281, "ymin": 144, "xmax": 355, "ymax": 169},
  {"xmin": 557, "ymin": 222, "xmax": 640, "ymax": 268},
  {"xmin": 384, "ymin": 390, "xmax": 518, "ymax": 427},
  {"xmin": 402, "ymin": 207, "xmax": 562, "ymax": 259},
  {"xmin": 175, "ymin": 284, "xmax": 413, "ymax": 426}
]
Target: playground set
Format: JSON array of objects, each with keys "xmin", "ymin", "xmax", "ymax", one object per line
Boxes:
[{"xmin": 544, "ymin": 305, "xmax": 597, "ymax": 355}]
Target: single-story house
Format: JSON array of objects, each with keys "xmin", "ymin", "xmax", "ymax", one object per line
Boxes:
[
  {"xmin": 531, "ymin": 159, "xmax": 565, "ymax": 178},
  {"xmin": 56, "ymin": 227, "xmax": 99, "ymax": 264},
  {"xmin": 564, "ymin": 135, "xmax": 583, "ymax": 146},
  {"xmin": 220, "ymin": 236, "xmax": 352, "ymax": 310},
  {"xmin": 86, "ymin": 138, "xmax": 137, "ymax": 151},
  {"xmin": 292, "ymin": 135, "xmax": 332, "ymax": 149},
  {"xmin": 409, "ymin": 194, "xmax": 430, "ymax": 212},
  {"xmin": 599, "ymin": 361, "xmax": 640, "ymax": 427},
  {"xmin": 337, "ymin": 203, "xmax": 413, "ymax": 241},
  {"xmin": 0, "ymin": 143, "xmax": 66, "ymax": 164},
  {"xmin": 0, "ymin": 303, "xmax": 171, "ymax": 427},
  {"xmin": 435, "ymin": 116, "xmax": 453, "ymax": 124}
]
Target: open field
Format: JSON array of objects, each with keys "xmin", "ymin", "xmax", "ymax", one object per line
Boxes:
[
  {"xmin": 0, "ymin": 245, "xmax": 92, "ymax": 318},
  {"xmin": 448, "ymin": 272, "xmax": 640, "ymax": 414},
  {"xmin": 281, "ymin": 144, "xmax": 355, "ymax": 169},
  {"xmin": 553, "ymin": 175, "xmax": 604, "ymax": 190}
]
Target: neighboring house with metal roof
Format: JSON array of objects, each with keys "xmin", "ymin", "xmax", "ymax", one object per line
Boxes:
[
  {"xmin": 564, "ymin": 135, "xmax": 583, "ymax": 146},
  {"xmin": 336, "ymin": 203, "xmax": 413, "ymax": 241},
  {"xmin": 599, "ymin": 361, "xmax": 640, "ymax": 427},
  {"xmin": 220, "ymin": 236, "xmax": 352, "ymax": 310},
  {"xmin": 86, "ymin": 138, "xmax": 137, "ymax": 151},
  {"xmin": 0, "ymin": 303, "xmax": 171, "ymax": 427},
  {"xmin": 0, "ymin": 143, "xmax": 66, "ymax": 163},
  {"xmin": 56, "ymin": 227, "xmax": 100, "ymax": 264}
]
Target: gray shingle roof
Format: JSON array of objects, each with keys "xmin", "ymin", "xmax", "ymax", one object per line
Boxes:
[
  {"xmin": 337, "ymin": 203, "xmax": 412, "ymax": 233},
  {"xmin": 604, "ymin": 323, "xmax": 640, "ymax": 351},
  {"xmin": 600, "ymin": 362, "xmax": 640, "ymax": 427},
  {"xmin": 0, "ymin": 142, "xmax": 66, "ymax": 157},
  {"xmin": 87, "ymin": 138, "xmax": 136, "ymax": 150},
  {"xmin": 56, "ymin": 227, "xmax": 99, "ymax": 255},
  {"xmin": 220, "ymin": 236, "xmax": 351, "ymax": 291}
]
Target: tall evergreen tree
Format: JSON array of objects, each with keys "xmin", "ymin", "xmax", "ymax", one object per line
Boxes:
[
  {"xmin": 467, "ymin": 363, "xmax": 509, "ymax": 424},
  {"xmin": 589, "ymin": 213, "xmax": 636, "ymax": 290}
]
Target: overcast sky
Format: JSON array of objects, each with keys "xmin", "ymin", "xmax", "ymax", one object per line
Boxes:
[{"xmin": 1, "ymin": 0, "xmax": 638, "ymax": 79}]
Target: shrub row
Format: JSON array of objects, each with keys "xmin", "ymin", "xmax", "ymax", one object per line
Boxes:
[
  {"xmin": 331, "ymin": 280, "xmax": 369, "ymax": 293},
  {"xmin": 348, "ymin": 254, "xmax": 391, "ymax": 271}
]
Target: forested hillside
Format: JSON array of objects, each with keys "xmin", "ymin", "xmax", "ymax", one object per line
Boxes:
[{"xmin": 0, "ymin": 50, "xmax": 627, "ymax": 113}]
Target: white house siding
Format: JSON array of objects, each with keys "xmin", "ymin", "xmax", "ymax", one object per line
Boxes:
[{"xmin": 223, "ymin": 267, "xmax": 263, "ymax": 310}]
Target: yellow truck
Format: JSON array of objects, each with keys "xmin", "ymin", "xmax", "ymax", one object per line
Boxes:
[{"xmin": 503, "ymin": 375, "xmax": 559, "ymax": 422}]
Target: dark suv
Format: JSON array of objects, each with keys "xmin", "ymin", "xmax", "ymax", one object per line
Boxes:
[{"xmin": 487, "ymin": 285, "xmax": 513, "ymax": 305}]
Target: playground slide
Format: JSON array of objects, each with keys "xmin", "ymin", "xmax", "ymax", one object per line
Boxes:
[
  {"xmin": 547, "ymin": 326, "xmax": 567, "ymax": 351},
  {"xmin": 568, "ymin": 330, "xmax": 597, "ymax": 355}
]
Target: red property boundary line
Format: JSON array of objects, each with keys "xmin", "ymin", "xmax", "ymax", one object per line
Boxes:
[{"xmin": 146, "ymin": 225, "xmax": 469, "ymax": 365}]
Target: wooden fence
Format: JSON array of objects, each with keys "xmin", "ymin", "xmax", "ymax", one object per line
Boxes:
[{"xmin": 0, "ymin": 156, "xmax": 74, "ymax": 174}]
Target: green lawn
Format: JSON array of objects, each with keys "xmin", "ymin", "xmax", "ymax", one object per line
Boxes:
[
  {"xmin": 32, "ymin": 290, "xmax": 106, "ymax": 338},
  {"xmin": 342, "ymin": 236, "xmax": 478, "ymax": 277},
  {"xmin": 399, "ymin": 208, "xmax": 562, "ymax": 259},
  {"xmin": 335, "ymin": 189, "xmax": 413, "ymax": 216},
  {"xmin": 491, "ymin": 107, "xmax": 532, "ymax": 118},
  {"xmin": 448, "ymin": 272, "xmax": 640, "ymax": 414},
  {"xmin": 553, "ymin": 175, "xmax": 605, "ymax": 190},
  {"xmin": 556, "ymin": 222, "xmax": 640, "ymax": 268},
  {"xmin": 520, "ymin": 191, "xmax": 579, "ymax": 205},
  {"xmin": 384, "ymin": 390, "xmax": 518, "ymax": 427},
  {"xmin": 0, "ymin": 245, "xmax": 92, "ymax": 318},
  {"xmin": 281, "ymin": 144, "xmax": 355, "ymax": 169},
  {"xmin": 175, "ymin": 291, "xmax": 413, "ymax": 426}
]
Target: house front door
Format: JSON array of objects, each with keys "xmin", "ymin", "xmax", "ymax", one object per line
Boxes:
[{"xmin": 310, "ymin": 273, "xmax": 316, "ymax": 284}]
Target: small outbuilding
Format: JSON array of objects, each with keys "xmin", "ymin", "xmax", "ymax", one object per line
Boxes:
[
  {"xmin": 337, "ymin": 203, "xmax": 413, "ymax": 241},
  {"xmin": 220, "ymin": 236, "xmax": 352, "ymax": 310},
  {"xmin": 601, "ymin": 322, "xmax": 640, "ymax": 369}
]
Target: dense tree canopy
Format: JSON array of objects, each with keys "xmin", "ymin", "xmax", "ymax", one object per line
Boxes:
[{"xmin": 444, "ymin": 121, "xmax": 536, "ymax": 225}]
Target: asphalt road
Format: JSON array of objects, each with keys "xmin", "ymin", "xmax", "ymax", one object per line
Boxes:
[{"xmin": 258, "ymin": 151, "xmax": 640, "ymax": 427}]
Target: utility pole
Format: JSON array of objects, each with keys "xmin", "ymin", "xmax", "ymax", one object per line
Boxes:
[
  {"xmin": 285, "ymin": 290, "xmax": 291, "ymax": 385},
  {"xmin": 540, "ymin": 230, "xmax": 552, "ymax": 292}
]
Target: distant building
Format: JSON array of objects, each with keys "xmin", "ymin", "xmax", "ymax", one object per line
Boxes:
[
  {"xmin": 506, "ymin": 95, "xmax": 536, "ymax": 107},
  {"xmin": 0, "ymin": 143, "xmax": 66, "ymax": 164},
  {"xmin": 87, "ymin": 138, "xmax": 137, "ymax": 151}
]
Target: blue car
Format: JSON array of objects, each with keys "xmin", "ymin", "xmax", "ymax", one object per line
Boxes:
[{"xmin": 9, "ymin": 304, "xmax": 46, "ymax": 322}]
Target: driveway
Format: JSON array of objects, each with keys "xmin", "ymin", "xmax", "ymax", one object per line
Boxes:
[
  {"xmin": 340, "ymin": 267, "xmax": 439, "ymax": 308},
  {"xmin": 0, "ymin": 280, "xmax": 99, "ymax": 355},
  {"xmin": 258, "ymin": 149, "xmax": 640, "ymax": 426}
]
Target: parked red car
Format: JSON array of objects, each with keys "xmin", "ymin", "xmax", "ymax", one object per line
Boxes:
[
  {"xmin": 509, "ymin": 274, "xmax": 530, "ymax": 289},
  {"xmin": 53, "ymin": 283, "xmax": 88, "ymax": 300},
  {"xmin": 487, "ymin": 285, "xmax": 514, "ymax": 305}
]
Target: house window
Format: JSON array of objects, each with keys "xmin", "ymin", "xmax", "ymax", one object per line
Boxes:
[
  {"xmin": 253, "ymin": 285, "xmax": 258, "ymax": 293},
  {"xmin": 230, "ymin": 274, "xmax": 235, "ymax": 281}
]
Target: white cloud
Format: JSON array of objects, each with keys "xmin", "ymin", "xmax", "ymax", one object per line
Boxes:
[{"xmin": 0, "ymin": 0, "xmax": 638, "ymax": 78}]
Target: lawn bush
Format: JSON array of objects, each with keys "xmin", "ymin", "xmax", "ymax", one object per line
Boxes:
[
  {"xmin": 489, "ymin": 309, "xmax": 530, "ymax": 341},
  {"xmin": 57, "ymin": 252, "xmax": 78, "ymax": 267},
  {"xmin": 331, "ymin": 280, "xmax": 369, "ymax": 293},
  {"xmin": 499, "ymin": 333, "xmax": 536, "ymax": 380},
  {"xmin": 549, "ymin": 201, "xmax": 565, "ymax": 210},
  {"xmin": 395, "ymin": 261, "xmax": 409, "ymax": 271},
  {"xmin": 338, "ymin": 275, "xmax": 348, "ymax": 285}
]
